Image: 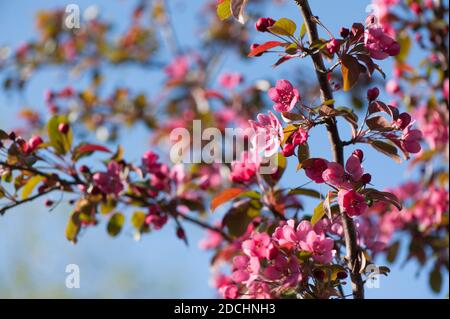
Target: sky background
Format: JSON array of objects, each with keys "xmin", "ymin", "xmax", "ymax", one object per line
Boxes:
[{"xmin": 0, "ymin": 0, "xmax": 448, "ymax": 298}]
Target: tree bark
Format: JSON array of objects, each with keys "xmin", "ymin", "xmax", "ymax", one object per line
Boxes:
[{"xmin": 294, "ymin": 0, "xmax": 365, "ymax": 299}]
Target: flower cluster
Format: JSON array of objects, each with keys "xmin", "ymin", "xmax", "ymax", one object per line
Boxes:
[{"xmin": 217, "ymin": 220, "xmax": 340, "ymax": 299}]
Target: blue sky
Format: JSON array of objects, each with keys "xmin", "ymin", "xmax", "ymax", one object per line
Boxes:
[{"xmin": 0, "ymin": 0, "xmax": 447, "ymax": 298}]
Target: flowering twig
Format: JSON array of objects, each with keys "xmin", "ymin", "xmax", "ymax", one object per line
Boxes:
[{"xmin": 295, "ymin": 0, "xmax": 365, "ymax": 299}]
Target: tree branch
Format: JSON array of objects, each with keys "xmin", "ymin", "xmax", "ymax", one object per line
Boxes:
[{"xmin": 295, "ymin": 0, "xmax": 365, "ymax": 299}]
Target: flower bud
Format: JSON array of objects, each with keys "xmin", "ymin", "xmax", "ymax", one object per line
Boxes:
[
  {"xmin": 340, "ymin": 27, "xmax": 350, "ymax": 38},
  {"xmin": 255, "ymin": 17, "xmax": 275, "ymax": 32},
  {"xmin": 58, "ymin": 123, "xmax": 70, "ymax": 134},
  {"xmin": 367, "ymin": 87, "xmax": 380, "ymax": 101},
  {"xmin": 352, "ymin": 149, "xmax": 364, "ymax": 162}
]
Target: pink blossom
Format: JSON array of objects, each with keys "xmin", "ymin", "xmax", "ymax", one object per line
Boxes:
[
  {"xmin": 417, "ymin": 108, "xmax": 448, "ymax": 150},
  {"xmin": 322, "ymin": 162, "xmax": 349, "ymax": 188},
  {"xmin": 28, "ymin": 135, "xmax": 43, "ymax": 152},
  {"xmin": 304, "ymin": 158, "xmax": 329, "ymax": 183},
  {"xmin": 326, "ymin": 38, "xmax": 340, "ymax": 54},
  {"xmin": 268, "ymin": 80, "xmax": 300, "ymax": 113},
  {"xmin": 245, "ymin": 281, "xmax": 272, "ymax": 299},
  {"xmin": 199, "ymin": 227, "xmax": 223, "ymax": 250},
  {"xmin": 299, "ymin": 231, "xmax": 335, "ymax": 264},
  {"xmin": 443, "ymin": 78, "xmax": 449, "ymax": 101},
  {"xmin": 219, "ymin": 72, "xmax": 243, "ymax": 89},
  {"xmin": 231, "ymin": 255, "xmax": 260, "ymax": 284},
  {"xmin": 145, "ymin": 204, "xmax": 168, "ymax": 230},
  {"xmin": 345, "ymin": 151, "xmax": 364, "ymax": 182},
  {"xmin": 165, "ymin": 56, "xmax": 189, "ymax": 81},
  {"xmin": 93, "ymin": 161, "xmax": 124, "ymax": 196},
  {"xmin": 142, "ymin": 150, "xmax": 161, "ymax": 174},
  {"xmin": 242, "ymin": 232, "xmax": 271, "ymax": 259},
  {"xmin": 249, "ymin": 111, "xmax": 284, "ymax": 158},
  {"xmin": 364, "ymin": 17, "xmax": 400, "ymax": 60},
  {"xmin": 219, "ymin": 284, "xmax": 239, "ymax": 299},
  {"xmin": 264, "ymin": 254, "xmax": 302, "ymax": 287},
  {"xmin": 338, "ymin": 189, "xmax": 368, "ymax": 217},
  {"xmin": 401, "ymin": 123, "xmax": 422, "ymax": 154},
  {"xmin": 386, "ymin": 79, "xmax": 401, "ymax": 95},
  {"xmin": 230, "ymin": 151, "xmax": 260, "ymax": 183}
]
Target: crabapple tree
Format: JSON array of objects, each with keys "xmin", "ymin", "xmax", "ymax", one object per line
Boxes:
[{"xmin": 0, "ymin": 0, "xmax": 448, "ymax": 299}]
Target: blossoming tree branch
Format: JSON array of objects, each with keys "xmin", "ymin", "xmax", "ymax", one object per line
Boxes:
[{"xmin": 0, "ymin": 0, "xmax": 448, "ymax": 299}]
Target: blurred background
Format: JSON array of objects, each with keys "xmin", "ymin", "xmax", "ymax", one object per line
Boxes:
[{"xmin": 0, "ymin": 0, "xmax": 448, "ymax": 298}]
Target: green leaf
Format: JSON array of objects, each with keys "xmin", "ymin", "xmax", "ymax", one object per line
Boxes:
[
  {"xmin": 386, "ymin": 241, "xmax": 400, "ymax": 263},
  {"xmin": 100, "ymin": 198, "xmax": 117, "ymax": 215},
  {"xmin": 223, "ymin": 203, "xmax": 253, "ymax": 237},
  {"xmin": 268, "ymin": 18, "xmax": 297, "ymax": 36},
  {"xmin": 217, "ymin": 0, "xmax": 232, "ymax": 21},
  {"xmin": 299, "ymin": 23, "xmax": 307, "ymax": 39},
  {"xmin": 107, "ymin": 212, "xmax": 125, "ymax": 237},
  {"xmin": 429, "ymin": 266, "xmax": 442, "ymax": 293},
  {"xmin": 311, "ymin": 201, "xmax": 325, "ymax": 225},
  {"xmin": 47, "ymin": 115, "xmax": 72, "ymax": 155},
  {"xmin": 0, "ymin": 129, "xmax": 9, "ymax": 140},
  {"xmin": 297, "ymin": 143, "xmax": 310, "ymax": 164},
  {"xmin": 66, "ymin": 211, "xmax": 81, "ymax": 244},
  {"xmin": 131, "ymin": 211, "xmax": 146, "ymax": 230},
  {"xmin": 341, "ymin": 54, "xmax": 364, "ymax": 91},
  {"xmin": 366, "ymin": 116, "xmax": 393, "ymax": 132},
  {"xmin": 368, "ymin": 140, "xmax": 402, "ymax": 163},
  {"xmin": 396, "ymin": 31, "xmax": 411, "ymax": 63},
  {"xmin": 22, "ymin": 175, "xmax": 45, "ymax": 200},
  {"xmin": 289, "ymin": 188, "xmax": 322, "ymax": 199},
  {"xmin": 211, "ymin": 188, "xmax": 244, "ymax": 212}
]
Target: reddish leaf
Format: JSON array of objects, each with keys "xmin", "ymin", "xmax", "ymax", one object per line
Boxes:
[
  {"xmin": 248, "ymin": 41, "xmax": 285, "ymax": 57},
  {"xmin": 77, "ymin": 144, "xmax": 111, "ymax": 155},
  {"xmin": 211, "ymin": 188, "xmax": 245, "ymax": 212}
]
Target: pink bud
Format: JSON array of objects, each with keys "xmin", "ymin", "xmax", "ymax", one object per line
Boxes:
[
  {"xmin": 255, "ymin": 17, "xmax": 275, "ymax": 32},
  {"xmin": 367, "ymin": 87, "xmax": 380, "ymax": 101},
  {"xmin": 352, "ymin": 149, "xmax": 364, "ymax": 162},
  {"xmin": 58, "ymin": 123, "xmax": 70, "ymax": 134},
  {"xmin": 28, "ymin": 135, "xmax": 43, "ymax": 151}
]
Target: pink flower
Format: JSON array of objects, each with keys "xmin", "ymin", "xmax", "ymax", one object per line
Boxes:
[
  {"xmin": 246, "ymin": 281, "xmax": 272, "ymax": 299},
  {"xmin": 263, "ymin": 254, "xmax": 301, "ymax": 287},
  {"xmin": 268, "ymin": 80, "xmax": 300, "ymax": 113},
  {"xmin": 338, "ymin": 189, "xmax": 368, "ymax": 217},
  {"xmin": 231, "ymin": 255, "xmax": 260, "ymax": 284},
  {"xmin": 272, "ymin": 219, "xmax": 312, "ymax": 250},
  {"xmin": 142, "ymin": 150, "xmax": 161, "ymax": 174},
  {"xmin": 304, "ymin": 158, "xmax": 329, "ymax": 183},
  {"xmin": 401, "ymin": 123, "xmax": 422, "ymax": 154},
  {"xmin": 28, "ymin": 135, "xmax": 43, "ymax": 152},
  {"xmin": 299, "ymin": 231, "xmax": 335, "ymax": 264},
  {"xmin": 219, "ymin": 284, "xmax": 239, "ymax": 299},
  {"xmin": 417, "ymin": 108, "xmax": 448, "ymax": 150},
  {"xmin": 230, "ymin": 151, "xmax": 260, "ymax": 183},
  {"xmin": 165, "ymin": 56, "xmax": 189, "ymax": 81},
  {"xmin": 219, "ymin": 72, "xmax": 243, "ymax": 89},
  {"xmin": 199, "ymin": 227, "xmax": 223, "ymax": 250},
  {"xmin": 242, "ymin": 232, "xmax": 271, "ymax": 259},
  {"xmin": 145, "ymin": 204, "xmax": 168, "ymax": 230},
  {"xmin": 322, "ymin": 162, "xmax": 348, "ymax": 188},
  {"xmin": 386, "ymin": 79, "xmax": 401, "ymax": 95},
  {"xmin": 364, "ymin": 17, "xmax": 400, "ymax": 60},
  {"xmin": 281, "ymin": 128, "xmax": 309, "ymax": 157},
  {"xmin": 93, "ymin": 161, "xmax": 124, "ymax": 196},
  {"xmin": 443, "ymin": 78, "xmax": 449, "ymax": 101},
  {"xmin": 326, "ymin": 38, "xmax": 340, "ymax": 54},
  {"xmin": 249, "ymin": 111, "xmax": 284, "ymax": 158},
  {"xmin": 345, "ymin": 151, "xmax": 364, "ymax": 182}
]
